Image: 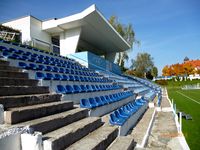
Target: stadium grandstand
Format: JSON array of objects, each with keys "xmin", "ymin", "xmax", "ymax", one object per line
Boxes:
[{"xmin": 0, "ymin": 4, "xmax": 188, "ymax": 150}]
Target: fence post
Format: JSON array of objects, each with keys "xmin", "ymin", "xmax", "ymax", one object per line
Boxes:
[{"xmin": 179, "ymin": 112, "xmax": 182, "ymax": 133}]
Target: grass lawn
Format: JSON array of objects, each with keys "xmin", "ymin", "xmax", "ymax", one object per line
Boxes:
[{"xmin": 167, "ymin": 81, "xmax": 200, "ymax": 150}]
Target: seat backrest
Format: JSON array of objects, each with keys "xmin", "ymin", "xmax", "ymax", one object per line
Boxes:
[
  {"xmin": 65, "ymin": 85, "xmax": 74, "ymax": 93},
  {"xmin": 56, "ymin": 85, "xmax": 66, "ymax": 93},
  {"xmin": 35, "ymin": 72, "xmax": 44, "ymax": 79}
]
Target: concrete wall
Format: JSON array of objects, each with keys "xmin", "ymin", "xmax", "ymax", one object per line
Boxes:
[
  {"xmin": 60, "ymin": 27, "xmax": 82, "ymax": 56},
  {"xmin": 30, "ymin": 17, "xmax": 51, "ymax": 49},
  {"xmin": 3, "ymin": 16, "xmax": 31, "ymax": 42}
]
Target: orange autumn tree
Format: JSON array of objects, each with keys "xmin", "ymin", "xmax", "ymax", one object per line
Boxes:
[{"xmin": 162, "ymin": 60, "xmax": 197, "ymax": 76}]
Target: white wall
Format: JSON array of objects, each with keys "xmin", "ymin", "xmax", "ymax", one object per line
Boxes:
[
  {"xmin": 60, "ymin": 27, "xmax": 82, "ymax": 56},
  {"xmin": 30, "ymin": 17, "xmax": 51, "ymax": 45},
  {"xmin": 3, "ymin": 16, "xmax": 31, "ymax": 42}
]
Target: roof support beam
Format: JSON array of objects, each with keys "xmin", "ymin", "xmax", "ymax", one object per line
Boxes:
[{"xmin": 60, "ymin": 27, "xmax": 82, "ymax": 56}]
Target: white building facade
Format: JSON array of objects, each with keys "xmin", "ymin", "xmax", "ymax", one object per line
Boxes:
[{"xmin": 3, "ymin": 5, "xmax": 130, "ymax": 63}]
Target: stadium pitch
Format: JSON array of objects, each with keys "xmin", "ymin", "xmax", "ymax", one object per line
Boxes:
[{"xmin": 167, "ymin": 87, "xmax": 200, "ymax": 150}]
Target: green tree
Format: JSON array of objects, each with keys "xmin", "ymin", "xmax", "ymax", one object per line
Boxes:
[
  {"xmin": 151, "ymin": 66, "xmax": 158, "ymax": 77},
  {"xmin": 109, "ymin": 16, "xmax": 139, "ymax": 71},
  {"xmin": 130, "ymin": 52, "xmax": 154, "ymax": 78}
]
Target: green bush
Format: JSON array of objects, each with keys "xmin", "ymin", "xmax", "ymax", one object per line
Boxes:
[{"xmin": 155, "ymin": 80, "xmax": 168, "ymax": 85}]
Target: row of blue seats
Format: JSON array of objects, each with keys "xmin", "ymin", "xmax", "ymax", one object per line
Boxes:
[
  {"xmin": 18, "ymin": 62, "xmax": 99, "ymax": 77},
  {"xmin": 0, "ymin": 48, "xmax": 89, "ymax": 71},
  {"xmin": 0, "ymin": 39, "xmax": 72, "ymax": 60},
  {"xmin": 157, "ymin": 94, "xmax": 162, "ymax": 106},
  {"xmin": 144, "ymin": 92, "xmax": 156, "ymax": 101},
  {"xmin": 35, "ymin": 72, "xmax": 111, "ymax": 82},
  {"xmin": 109, "ymin": 98, "xmax": 147, "ymax": 126},
  {"xmin": 0, "ymin": 45, "xmax": 72, "ymax": 64},
  {"xmin": 80, "ymin": 91, "xmax": 133, "ymax": 108},
  {"xmin": 56, "ymin": 84, "xmax": 122, "ymax": 94}
]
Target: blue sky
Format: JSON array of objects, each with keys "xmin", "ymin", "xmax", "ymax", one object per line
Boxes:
[{"xmin": 1, "ymin": 0, "xmax": 200, "ymax": 75}]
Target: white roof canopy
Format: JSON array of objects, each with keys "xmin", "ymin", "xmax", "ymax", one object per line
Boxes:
[{"xmin": 42, "ymin": 5, "xmax": 131, "ymax": 54}]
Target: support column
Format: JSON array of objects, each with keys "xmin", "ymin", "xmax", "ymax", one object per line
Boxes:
[
  {"xmin": 60, "ymin": 27, "xmax": 82, "ymax": 56},
  {"xmin": 105, "ymin": 52, "xmax": 117, "ymax": 63}
]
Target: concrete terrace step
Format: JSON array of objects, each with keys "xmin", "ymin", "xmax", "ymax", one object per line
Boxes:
[
  {"xmin": 67, "ymin": 126, "xmax": 118, "ymax": 150},
  {"xmin": 107, "ymin": 136, "xmax": 136, "ymax": 150},
  {"xmin": 0, "ymin": 65, "xmax": 21, "ymax": 72},
  {"xmin": 5, "ymin": 101, "xmax": 73, "ymax": 124},
  {"xmin": 0, "ymin": 77, "xmax": 38, "ymax": 86},
  {"xmin": 43, "ymin": 117, "xmax": 103, "ymax": 150},
  {"xmin": 18, "ymin": 108, "xmax": 88, "ymax": 134},
  {"xmin": 0, "ymin": 86, "xmax": 49, "ymax": 96},
  {"xmin": 0, "ymin": 60, "xmax": 9, "ymax": 66},
  {"xmin": 0, "ymin": 70, "xmax": 28, "ymax": 78},
  {"xmin": 0, "ymin": 93, "xmax": 61, "ymax": 109}
]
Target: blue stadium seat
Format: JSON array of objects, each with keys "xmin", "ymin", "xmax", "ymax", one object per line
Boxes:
[
  {"xmin": 88, "ymin": 98, "xmax": 98, "ymax": 107},
  {"xmin": 80, "ymin": 99, "xmax": 93, "ymax": 108},
  {"xmin": 65, "ymin": 68, "xmax": 70, "ymax": 74},
  {"xmin": 18, "ymin": 62, "xmax": 29, "ymax": 69},
  {"xmin": 36, "ymin": 58, "xmax": 44, "ymax": 63},
  {"xmin": 29, "ymin": 63, "xmax": 38, "ymax": 70},
  {"xmin": 59, "ymin": 68, "xmax": 65, "ymax": 73},
  {"xmin": 69, "ymin": 75, "xmax": 75, "ymax": 81},
  {"xmin": 105, "ymin": 95, "xmax": 113, "ymax": 103},
  {"xmin": 79, "ymin": 76, "xmax": 85, "ymax": 82},
  {"xmin": 86, "ymin": 85, "xmax": 93, "ymax": 92},
  {"xmin": 100, "ymin": 96, "xmax": 109, "ymax": 104},
  {"xmin": 73, "ymin": 85, "xmax": 82, "ymax": 93},
  {"xmin": 109, "ymin": 113, "xmax": 125, "ymax": 126},
  {"xmin": 94, "ymin": 97, "xmax": 104, "ymax": 106},
  {"xmin": 114, "ymin": 110, "xmax": 128, "ymax": 120},
  {"xmin": 28, "ymin": 57, "xmax": 36, "ymax": 62},
  {"xmin": 74, "ymin": 75, "xmax": 80, "ymax": 81},
  {"xmin": 91, "ymin": 85, "xmax": 97, "ymax": 91},
  {"xmin": 44, "ymin": 73, "xmax": 54, "ymax": 80},
  {"xmin": 118, "ymin": 108, "xmax": 130, "ymax": 118},
  {"xmin": 52, "ymin": 66, "xmax": 59, "ymax": 72},
  {"xmin": 0, "ymin": 46, "xmax": 8, "ymax": 51},
  {"xmin": 44, "ymin": 66, "xmax": 52, "ymax": 71},
  {"xmin": 37, "ymin": 65, "xmax": 45, "ymax": 71},
  {"xmin": 54, "ymin": 74, "xmax": 62, "ymax": 80},
  {"xmin": 24, "ymin": 51, "xmax": 32, "ymax": 56},
  {"xmin": 35, "ymin": 72, "xmax": 45, "ymax": 80},
  {"xmin": 80, "ymin": 85, "xmax": 87, "ymax": 92},
  {"xmin": 56, "ymin": 85, "xmax": 66, "ymax": 94},
  {"xmin": 62, "ymin": 74, "xmax": 68, "ymax": 81},
  {"xmin": 8, "ymin": 53, "xmax": 20, "ymax": 59},
  {"xmin": 65, "ymin": 85, "xmax": 74, "ymax": 94},
  {"xmin": 95, "ymin": 85, "xmax": 100, "ymax": 91}
]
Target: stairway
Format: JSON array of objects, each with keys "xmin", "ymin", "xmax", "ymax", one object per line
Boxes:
[{"xmin": 0, "ymin": 59, "xmax": 119, "ymax": 150}]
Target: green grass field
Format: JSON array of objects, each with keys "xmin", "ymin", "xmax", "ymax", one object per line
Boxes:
[{"xmin": 167, "ymin": 83, "xmax": 200, "ymax": 150}]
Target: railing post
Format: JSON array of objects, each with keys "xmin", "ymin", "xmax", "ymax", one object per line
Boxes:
[{"xmin": 179, "ymin": 112, "xmax": 182, "ymax": 133}]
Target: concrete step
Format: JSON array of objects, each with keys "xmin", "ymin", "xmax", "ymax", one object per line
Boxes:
[
  {"xmin": 0, "ymin": 70, "xmax": 28, "ymax": 78},
  {"xmin": 0, "ymin": 93, "xmax": 61, "ymax": 109},
  {"xmin": 43, "ymin": 117, "xmax": 103, "ymax": 150},
  {"xmin": 67, "ymin": 126, "xmax": 118, "ymax": 150},
  {"xmin": 19, "ymin": 108, "xmax": 88, "ymax": 134},
  {"xmin": 107, "ymin": 136, "xmax": 136, "ymax": 150},
  {"xmin": 0, "ymin": 60, "xmax": 9, "ymax": 66},
  {"xmin": 5, "ymin": 101, "xmax": 73, "ymax": 124},
  {"xmin": 0, "ymin": 65, "xmax": 21, "ymax": 71},
  {"xmin": 0, "ymin": 86, "xmax": 49, "ymax": 96},
  {"xmin": 0, "ymin": 77, "xmax": 38, "ymax": 86}
]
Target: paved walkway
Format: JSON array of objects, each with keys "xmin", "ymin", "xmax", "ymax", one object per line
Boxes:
[{"xmin": 139, "ymin": 88, "xmax": 185, "ymax": 150}]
